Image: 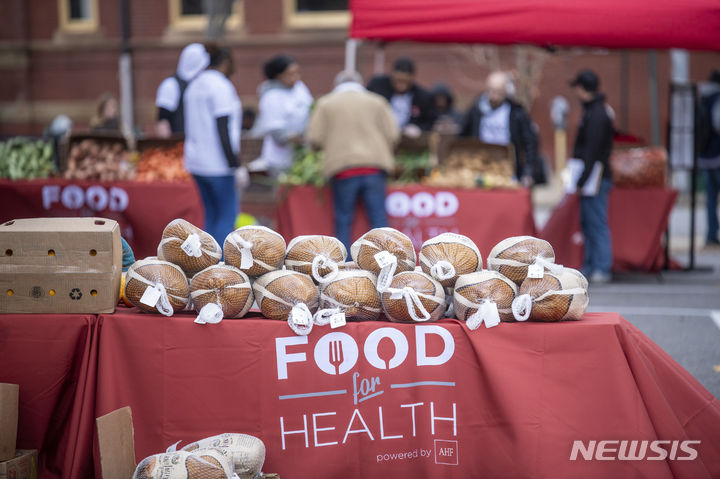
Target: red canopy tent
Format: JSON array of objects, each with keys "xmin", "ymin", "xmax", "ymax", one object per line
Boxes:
[{"xmin": 349, "ymin": 0, "xmax": 720, "ymax": 51}]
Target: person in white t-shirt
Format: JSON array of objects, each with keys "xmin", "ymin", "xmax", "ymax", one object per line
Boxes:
[
  {"xmin": 184, "ymin": 45, "xmax": 243, "ymax": 246},
  {"xmin": 251, "ymin": 54, "xmax": 313, "ymax": 177},
  {"xmin": 155, "ymin": 43, "xmax": 210, "ymax": 138}
]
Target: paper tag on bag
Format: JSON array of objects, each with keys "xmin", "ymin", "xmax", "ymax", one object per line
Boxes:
[
  {"xmin": 527, "ymin": 263, "xmax": 544, "ymax": 279},
  {"xmin": 330, "ymin": 312, "xmax": 346, "ymax": 329},
  {"xmin": 139, "ymin": 285, "xmax": 162, "ymax": 307},
  {"xmin": 181, "ymin": 233, "xmax": 203, "ymax": 258},
  {"xmin": 374, "ymin": 251, "xmax": 395, "ymax": 269},
  {"xmin": 479, "ymin": 301, "xmax": 501, "ymax": 327}
]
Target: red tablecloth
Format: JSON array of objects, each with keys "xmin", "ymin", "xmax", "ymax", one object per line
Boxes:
[
  {"xmin": 93, "ymin": 310, "xmax": 720, "ymax": 479},
  {"xmin": 539, "ymin": 188, "xmax": 678, "ymax": 272},
  {"xmin": 0, "ymin": 179, "xmax": 203, "ymax": 259},
  {"xmin": 277, "ymin": 185, "xmax": 536, "ymax": 252},
  {"xmin": 0, "ymin": 314, "xmax": 97, "ymax": 479}
]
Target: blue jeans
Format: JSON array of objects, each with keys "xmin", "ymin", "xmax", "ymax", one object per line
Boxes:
[
  {"xmin": 704, "ymin": 168, "xmax": 720, "ymax": 242},
  {"xmin": 192, "ymin": 174, "xmax": 238, "ymax": 247},
  {"xmin": 331, "ymin": 173, "xmax": 388, "ymax": 252},
  {"xmin": 580, "ymin": 178, "xmax": 613, "ymax": 275}
]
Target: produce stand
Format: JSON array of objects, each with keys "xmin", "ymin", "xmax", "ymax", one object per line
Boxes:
[
  {"xmin": 0, "ymin": 179, "xmax": 203, "ymax": 259},
  {"xmin": 2, "ymin": 310, "xmax": 719, "ymax": 478},
  {"xmin": 275, "ymin": 184, "xmax": 536, "ymax": 252}
]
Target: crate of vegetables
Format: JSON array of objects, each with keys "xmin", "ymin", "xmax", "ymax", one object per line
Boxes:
[
  {"xmin": 0, "ymin": 137, "xmax": 56, "ymax": 180},
  {"xmin": 437, "ymin": 136, "xmax": 515, "ymax": 179},
  {"xmin": 134, "ymin": 138, "xmax": 189, "ymax": 182},
  {"xmin": 62, "ymin": 134, "xmax": 134, "ymax": 181}
]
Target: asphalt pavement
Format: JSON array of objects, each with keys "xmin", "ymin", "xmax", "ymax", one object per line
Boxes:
[{"xmin": 534, "ymin": 182, "xmax": 720, "ymax": 399}]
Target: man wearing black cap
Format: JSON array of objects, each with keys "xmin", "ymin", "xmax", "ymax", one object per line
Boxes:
[
  {"xmin": 570, "ymin": 69, "xmax": 615, "ymax": 284},
  {"xmin": 367, "ymin": 57, "xmax": 436, "ymax": 133}
]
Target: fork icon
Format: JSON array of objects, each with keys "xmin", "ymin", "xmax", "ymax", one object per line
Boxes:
[{"xmin": 329, "ymin": 340, "xmax": 344, "ymax": 375}]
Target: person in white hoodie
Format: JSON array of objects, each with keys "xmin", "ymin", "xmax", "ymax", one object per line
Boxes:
[
  {"xmin": 184, "ymin": 45, "xmax": 243, "ymax": 246},
  {"xmin": 155, "ymin": 43, "xmax": 210, "ymax": 137},
  {"xmin": 252, "ymin": 54, "xmax": 313, "ymax": 177}
]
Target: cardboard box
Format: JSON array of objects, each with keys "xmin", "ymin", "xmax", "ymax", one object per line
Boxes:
[
  {"xmin": 0, "ymin": 384, "xmax": 19, "ymax": 462},
  {"xmin": 0, "ymin": 218, "xmax": 122, "ymax": 314},
  {"xmin": 97, "ymin": 407, "xmax": 136, "ymax": 479},
  {"xmin": 0, "ymin": 450, "xmax": 37, "ymax": 479}
]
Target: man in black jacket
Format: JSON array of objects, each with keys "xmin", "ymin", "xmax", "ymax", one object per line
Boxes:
[
  {"xmin": 571, "ymin": 69, "xmax": 615, "ymax": 283},
  {"xmin": 367, "ymin": 57, "xmax": 436, "ymax": 133},
  {"xmin": 459, "ymin": 71, "xmax": 540, "ymax": 186}
]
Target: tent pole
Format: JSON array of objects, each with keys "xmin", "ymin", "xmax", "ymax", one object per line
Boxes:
[
  {"xmin": 373, "ymin": 43, "xmax": 386, "ymax": 75},
  {"xmin": 345, "ymin": 39, "xmax": 359, "ymax": 73}
]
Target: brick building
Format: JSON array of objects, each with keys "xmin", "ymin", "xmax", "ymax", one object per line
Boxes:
[{"xmin": 1, "ymin": 0, "xmax": 718, "ymax": 163}]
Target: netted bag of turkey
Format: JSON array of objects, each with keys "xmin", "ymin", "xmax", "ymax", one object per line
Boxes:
[
  {"xmin": 188, "ymin": 449, "xmax": 234, "ymax": 479},
  {"xmin": 190, "ymin": 264, "xmax": 254, "ymax": 324},
  {"xmin": 158, "ymin": 219, "xmax": 222, "ymax": 277},
  {"xmin": 132, "ymin": 451, "xmax": 227, "ymax": 479},
  {"xmin": 350, "ymin": 227, "xmax": 417, "ymax": 292},
  {"xmin": 224, "ymin": 226, "xmax": 286, "ymax": 277},
  {"xmin": 253, "ymin": 270, "xmax": 319, "ymax": 335},
  {"xmin": 380, "ymin": 271, "xmax": 445, "ymax": 323},
  {"xmin": 182, "ymin": 433, "xmax": 266, "ymax": 479},
  {"xmin": 454, "ymin": 271, "xmax": 518, "ymax": 329},
  {"xmin": 512, "ymin": 268, "xmax": 589, "ymax": 322},
  {"xmin": 486, "ymin": 236, "xmax": 556, "ymax": 286},
  {"xmin": 284, "ymin": 235, "xmax": 347, "ymax": 283},
  {"xmin": 316, "ymin": 270, "xmax": 382, "ymax": 322},
  {"xmin": 126, "ymin": 258, "xmax": 189, "ymax": 316},
  {"xmin": 419, "ymin": 233, "xmax": 482, "ymax": 288}
]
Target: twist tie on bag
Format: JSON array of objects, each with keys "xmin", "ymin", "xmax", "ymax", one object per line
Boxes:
[
  {"xmin": 388, "ymin": 286, "xmax": 431, "ymax": 322},
  {"xmin": 288, "ymin": 303, "xmax": 314, "ymax": 336},
  {"xmin": 374, "ymin": 251, "xmax": 397, "ymax": 292},
  {"xmin": 180, "ymin": 233, "xmax": 203, "ymax": 258},
  {"xmin": 312, "ymin": 254, "xmax": 339, "ymax": 283},
  {"xmin": 533, "ymin": 256, "xmax": 563, "ymax": 275},
  {"xmin": 166, "ymin": 441, "xmax": 182, "ymax": 453},
  {"xmin": 138, "ymin": 282, "xmax": 173, "ymax": 317},
  {"xmin": 512, "ymin": 294, "xmax": 533, "ymax": 321},
  {"xmin": 430, "ymin": 260, "xmax": 456, "ymax": 281},
  {"xmin": 195, "ymin": 303, "xmax": 224, "ymax": 324},
  {"xmin": 467, "ymin": 299, "xmax": 501, "ymax": 330},
  {"xmin": 313, "ymin": 308, "xmax": 346, "ymax": 328}
]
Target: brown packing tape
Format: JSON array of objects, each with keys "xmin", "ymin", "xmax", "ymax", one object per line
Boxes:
[
  {"xmin": 0, "ymin": 450, "xmax": 38, "ymax": 479},
  {"xmin": 96, "ymin": 407, "xmax": 136, "ymax": 479},
  {"xmin": 0, "ymin": 384, "xmax": 19, "ymax": 462}
]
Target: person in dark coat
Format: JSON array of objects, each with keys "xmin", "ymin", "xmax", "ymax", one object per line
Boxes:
[
  {"xmin": 697, "ymin": 69, "xmax": 720, "ymax": 247},
  {"xmin": 459, "ymin": 71, "xmax": 540, "ymax": 186},
  {"xmin": 431, "ymin": 83, "xmax": 464, "ymax": 133},
  {"xmin": 367, "ymin": 57, "xmax": 436, "ymax": 133},
  {"xmin": 570, "ymin": 69, "xmax": 615, "ymax": 283}
]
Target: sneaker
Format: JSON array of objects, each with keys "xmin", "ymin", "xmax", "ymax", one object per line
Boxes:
[
  {"xmin": 590, "ymin": 271, "xmax": 612, "ymax": 284},
  {"xmin": 704, "ymin": 240, "xmax": 720, "ymax": 250}
]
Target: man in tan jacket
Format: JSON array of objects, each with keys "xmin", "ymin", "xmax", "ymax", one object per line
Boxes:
[{"xmin": 307, "ymin": 70, "xmax": 400, "ymax": 250}]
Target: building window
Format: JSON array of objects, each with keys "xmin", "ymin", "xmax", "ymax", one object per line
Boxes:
[
  {"xmin": 58, "ymin": 0, "xmax": 99, "ymax": 33},
  {"xmin": 169, "ymin": 0, "xmax": 244, "ymax": 34},
  {"xmin": 285, "ymin": 0, "xmax": 350, "ymax": 29}
]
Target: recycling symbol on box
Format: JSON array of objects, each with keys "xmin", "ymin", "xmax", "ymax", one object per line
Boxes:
[{"xmin": 69, "ymin": 288, "xmax": 82, "ymax": 300}]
